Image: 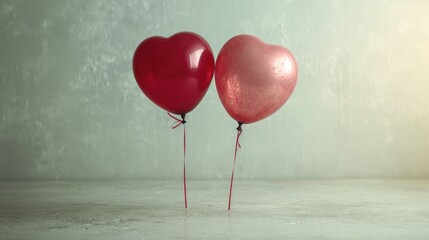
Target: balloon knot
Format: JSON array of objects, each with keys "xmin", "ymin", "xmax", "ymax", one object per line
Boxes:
[
  {"xmin": 181, "ymin": 113, "xmax": 187, "ymax": 124},
  {"xmin": 236, "ymin": 122, "xmax": 243, "ymax": 132},
  {"xmin": 167, "ymin": 112, "xmax": 186, "ymax": 128}
]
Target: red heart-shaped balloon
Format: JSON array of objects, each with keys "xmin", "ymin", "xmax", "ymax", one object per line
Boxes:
[
  {"xmin": 215, "ymin": 35, "xmax": 298, "ymax": 124},
  {"xmin": 133, "ymin": 32, "xmax": 215, "ymax": 115}
]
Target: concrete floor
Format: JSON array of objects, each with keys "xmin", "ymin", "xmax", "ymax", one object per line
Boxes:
[{"xmin": 1, "ymin": 180, "xmax": 429, "ymax": 239}]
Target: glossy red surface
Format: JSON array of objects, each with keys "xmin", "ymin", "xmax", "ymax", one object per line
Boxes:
[{"xmin": 133, "ymin": 32, "xmax": 215, "ymax": 114}]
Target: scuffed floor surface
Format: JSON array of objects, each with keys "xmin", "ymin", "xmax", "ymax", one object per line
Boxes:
[{"xmin": 1, "ymin": 180, "xmax": 429, "ymax": 239}]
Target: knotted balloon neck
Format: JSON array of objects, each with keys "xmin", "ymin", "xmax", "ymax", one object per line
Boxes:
[
  {"xmin": 167, "ymin": 112, "xmax": 188, "ymax": 209},
  {"xmin": 168, "ymin": 112, "xmax": 186, "ymax": 129},
  {"xmin": 236, "ymin": 122, "xmax": 243, "ymax": 148},
  {"xmin": 181, "ymin": 113, "xmax": 187, "ymax": 124},
  {"xmin": 236, "ymin": 122, "xmax": 243, "ymax": 131}
]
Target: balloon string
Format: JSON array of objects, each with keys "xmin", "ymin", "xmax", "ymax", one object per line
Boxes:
[
  {"xmin": 167, "ymin": 112, "xmax": 187, "ymax": 208},
  {"xmin": 168, "ymin": 112, "xmax": 184, "ymax": 129},
  {"xmin": 228, "ymin": 124, "xmax": 242, "ymax": 211},
  {"xmin": 183, "ymin": 124, "xmax": 187, "ymax": 209}
]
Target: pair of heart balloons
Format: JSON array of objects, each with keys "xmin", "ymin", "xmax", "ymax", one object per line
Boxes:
[
  {"xmin": 133, "ymin": 32, "xmax": 297, "ymax": 210},
  {"xmin": 132, "ymin": 32, "xmax": 298, "ymax": 125}
]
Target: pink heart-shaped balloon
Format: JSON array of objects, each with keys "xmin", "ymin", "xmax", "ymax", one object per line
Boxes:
[{"xmin": 215, "ymin": 35, "xmax": 298, "ymax": 124}]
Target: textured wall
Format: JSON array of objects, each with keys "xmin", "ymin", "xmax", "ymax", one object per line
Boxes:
[{"xmin": 1, "ymin": 0, "xmax": 429, "ymax": 180}]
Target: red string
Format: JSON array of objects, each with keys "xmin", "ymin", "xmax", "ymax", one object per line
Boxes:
[
  {"xmin": 168, "ymin": 112, "xmax": 184, "ymax": 129},
  {"xmin": 183, "ymin": 124, "xmax": 187, "ymax": 209},
  {"xmin": 167, "ymin": 112, "xmax": 187, "ymax": 208},
  {"xmin": 228, "ymin": 128, "xmax": 242, "ymax": 211}
]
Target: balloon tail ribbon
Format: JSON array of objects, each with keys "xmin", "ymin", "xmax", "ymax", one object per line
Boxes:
[
  {"xmin": 228, "ymin": 122, "xmax": 243, "ymax": 211},
  {"xmin": 167, "ymin": 112, "xmax": 187, "ymax": 208}
]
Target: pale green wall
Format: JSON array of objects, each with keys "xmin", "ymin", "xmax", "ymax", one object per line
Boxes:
[{"xmin": 1, "ymin": 0, "xmax": 429, "ymax": 180}]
